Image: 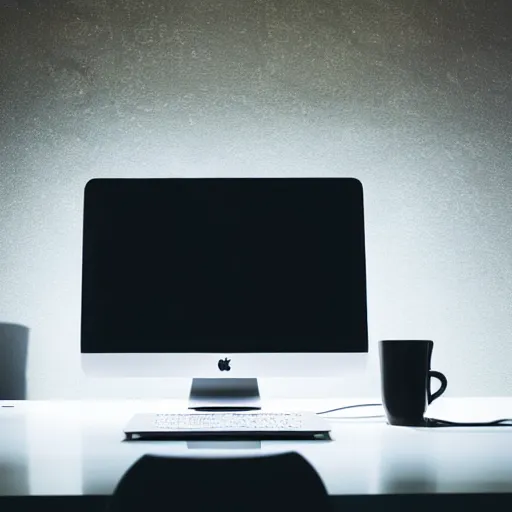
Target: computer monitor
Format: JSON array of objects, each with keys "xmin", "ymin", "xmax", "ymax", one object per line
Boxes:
[{"xmin": 81, "ymin": 177, "xmax": 368, "ymax": 409}]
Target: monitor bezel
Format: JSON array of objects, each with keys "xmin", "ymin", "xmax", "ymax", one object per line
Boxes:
[{"xmin": 80, "ymin": 177, "xmax": 369, "ymax": 378}]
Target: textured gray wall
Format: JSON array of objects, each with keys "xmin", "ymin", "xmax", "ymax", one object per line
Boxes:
[{"xmin": 1, "ymin": 0, "xmax": 511, "ymax": 398}]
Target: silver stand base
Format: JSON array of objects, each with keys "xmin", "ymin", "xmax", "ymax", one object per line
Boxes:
[{"xmin": 188, "ymin": 378, "xmax": 261, "ymax": 411}]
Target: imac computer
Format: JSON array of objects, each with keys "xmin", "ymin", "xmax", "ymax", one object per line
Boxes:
[{"xmin": 81, "ymin": 177, "xmax": 368, "ymax": 410}]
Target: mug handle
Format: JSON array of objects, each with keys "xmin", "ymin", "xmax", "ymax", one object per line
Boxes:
[{"xmin": 428, "ymin": 370, "xmax": 448, "ymax": 404}]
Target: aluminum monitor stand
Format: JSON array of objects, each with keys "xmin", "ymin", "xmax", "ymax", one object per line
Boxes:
[{"xmin": 188, "ymin": 378, "xmax": 261, "ymax": 411}]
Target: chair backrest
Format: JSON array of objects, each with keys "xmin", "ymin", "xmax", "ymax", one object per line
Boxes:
[
  {"xmin": 109, "ymin": 451, "xmax": 329, "ymax": 512},
  {"xmin": 0, "ymin": 323, "xmax": 29, "ymax": 400}
]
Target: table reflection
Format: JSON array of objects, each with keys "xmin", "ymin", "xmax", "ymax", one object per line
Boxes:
[
  {"xmin": 374, "ymin": 426, "xmax": 438, "ymax": 494},
  {"xmin": 0, "ymin": 411, "xmax": 29, "ymax": 495}
]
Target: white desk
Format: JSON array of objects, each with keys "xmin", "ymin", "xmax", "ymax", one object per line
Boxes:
[{"xmin": 1, "ymin": 398, "xmax": 512, "ymax": 499}]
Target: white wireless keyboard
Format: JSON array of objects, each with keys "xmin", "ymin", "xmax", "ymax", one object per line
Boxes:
[{"xmin": 124, "ymin": 411, "xmax": 331, "ymax": 439}]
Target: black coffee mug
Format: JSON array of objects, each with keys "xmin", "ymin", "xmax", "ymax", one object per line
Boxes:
[{"xmin": 379, "ymin": 340, "xmax": 448, "ymax": 426}]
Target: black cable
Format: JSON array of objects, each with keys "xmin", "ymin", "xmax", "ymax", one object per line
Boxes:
[
  {"xmin": 316, "ymin": 405, "xmax": 512, "ymax": 426},
  {"xmin": 326, "ymin": 414, "xmax": 385, "ymax": 419},
  {"xmin": 425, "ymin": 417, "xmax": 512, "ymax": 427},
  {"xmin": 316, "ymin": 403, "xmax": 383, "ymax": 416}
]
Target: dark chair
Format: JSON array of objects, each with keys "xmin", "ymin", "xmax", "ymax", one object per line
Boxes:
[
  {"xmin": 109, "ymin": 451, "xmax": 329, "ymax": 512},
  {"xmin": 0, "ymin": 323, "xmax": 29, "ymax": 400}
]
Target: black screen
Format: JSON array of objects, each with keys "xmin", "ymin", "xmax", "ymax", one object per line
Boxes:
[{"xmin": 81, "ymin": 178, "xmax": 368, "ymax": 353}]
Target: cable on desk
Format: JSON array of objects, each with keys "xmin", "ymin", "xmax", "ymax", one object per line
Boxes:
[
  {"xmin": 425, "ymin": 417, "xmax": 512, "ymax": 427},
  {"xmin": 326, "ymin": 414, "xmax": 385, "ymax": 419},
  {"xmin": 315, "ymin": 405, "xmax": 512, "ymax": 426},
  {"xmin": 316, "ymin": 403, "xmax": 384, "ymax": 417}
]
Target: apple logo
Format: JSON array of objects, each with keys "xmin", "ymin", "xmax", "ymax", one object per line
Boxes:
[{"xmin": 218, "ymin": 358, "xmax": 231, "ymax": 371}]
